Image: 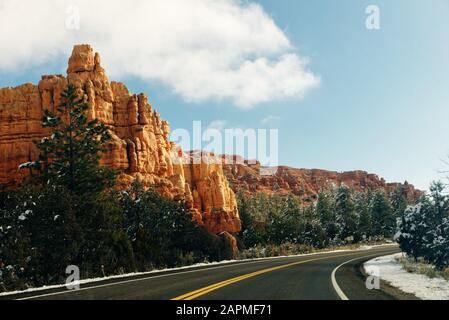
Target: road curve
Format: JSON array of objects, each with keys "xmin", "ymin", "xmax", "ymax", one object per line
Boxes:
[{"xmin": 2, "ymin": 246, "xmax": 399, "ymax": 300}]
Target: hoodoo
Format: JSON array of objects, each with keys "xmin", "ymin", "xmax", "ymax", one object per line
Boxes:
[{"xmin": 0, "ymin": 44, "xmax": 241, "ymax": 235}]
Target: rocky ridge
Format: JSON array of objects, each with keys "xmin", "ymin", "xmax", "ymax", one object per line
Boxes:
[
  {"xmin": 222, "ymin": 157, "xmax": 421, "ymax": 203},
  {"xmin": 0, "ymin": 44, "xmax": 240, "ymax": 235}
]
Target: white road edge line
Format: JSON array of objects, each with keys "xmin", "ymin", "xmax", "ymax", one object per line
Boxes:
[
  {"xmin": 331, "ymin": 252, "xmax": 394, "ymax": 301},
  {"xmin": 331, "ymin": 260, "xmax": 353, "ymax": 300},
  {"xmin": 15, "ymin": 259, "xmax": 277, "ymax": 300},
  {"xmin": 15, "ymin": 247, "xmax": 395, "ymax": 300}
]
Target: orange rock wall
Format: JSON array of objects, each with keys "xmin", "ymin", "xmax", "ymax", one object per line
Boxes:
[
  {"xmin": 0, "ymin": 45, "xmax": 240, "ymax": 234},
  {"xmin": 223, "ymin": 161, "xmax": 421, "ymax": 203}
]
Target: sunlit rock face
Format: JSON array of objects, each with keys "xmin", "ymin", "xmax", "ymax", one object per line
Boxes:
[
  {"xmin": 222, "ymin": 159, "xmax": 422, "ymax": 203},
  {"xmin": 0, "ymin": 44, "xmax": 240, "ymax": 235}
]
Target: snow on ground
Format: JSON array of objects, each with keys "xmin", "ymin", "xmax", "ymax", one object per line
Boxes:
[
  {"xmin": 0, "ymin": 244, "xmax": 395, "ymax": 297},
  {"xmin": 364, "ymin": 253, "xmax": 449, "ymax": 300}
]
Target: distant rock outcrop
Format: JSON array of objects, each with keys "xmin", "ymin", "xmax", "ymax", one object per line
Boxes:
[
  {"xmin": 0, "ymin": 44, "xmax": 241, "ymax": 235},
  {"xmin": 222, "ymin": 158, "xmax": 422, "ymax": 203}
]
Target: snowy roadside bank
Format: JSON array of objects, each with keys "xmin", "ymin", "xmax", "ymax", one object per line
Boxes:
[
  {"xmin": 364, "ymin": 253, "xmax": 449, "ymax": 300},
  {"xmin": 1, "ymin": 243, "xmax": 396, "ymax": 297}
]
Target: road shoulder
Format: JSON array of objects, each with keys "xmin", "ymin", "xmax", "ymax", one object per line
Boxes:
[{"xmin": 357, "ymin": 260, "xmax": 419, "ymax": 300}]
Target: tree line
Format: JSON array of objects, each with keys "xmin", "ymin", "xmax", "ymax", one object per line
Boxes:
[{"xmin": 237, "ymin": 184, "xmax": 410, "ymax": 250}]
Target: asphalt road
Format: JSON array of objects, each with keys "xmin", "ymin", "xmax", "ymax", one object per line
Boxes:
[{"xmin": 2, "ymin": 246, "xmax": 400, "ymax": 300}]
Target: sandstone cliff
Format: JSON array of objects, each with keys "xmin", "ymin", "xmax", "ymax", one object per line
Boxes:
[
  {"xmin": 0, "ymin": 44, "xmax": 240, "ymax": 235},
  {"xmin": 222, "ymin": 157, "xmax": 421, "ymax": 203}
]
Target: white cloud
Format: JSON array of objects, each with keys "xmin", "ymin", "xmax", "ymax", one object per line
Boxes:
[
  {"xmin": 0, "ymin": 0, "xmax": 320, "ymax": 108},
  {"xmin": 207, "ymin": 120, "xmax": 227, "ymax": 131},
  {"xmin": 261, "ymin": 115, "xmax": 280, "ymax": 125}
]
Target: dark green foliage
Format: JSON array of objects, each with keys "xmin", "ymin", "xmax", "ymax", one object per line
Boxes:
[
  {"xmin": 0, "ymin": 86, "xmax": 229, "ymax": 292},
  {"xmin": 335, "ymin": 186, "xmax": 358, "ymax": 242},
  {"xmin": 316, "ymin": 191, "xmax": 338, "ymax": 243},
  {"xmin": 22, "ymin": 84, "xmax": 115, "ymax": 196},
  {"xmin": 391, "ymin": 186, "xmax": 408, "ymax": 218},
  {"xmin": 0, "ymin": 185, "xmax": 135, "ymax": 290},
  {"xmin": 355, "ymin": 192, "xmax": 372, "ymax": 241},
  {"xmin": 395, "ymin": 196, "xmax": 432, "ymax": 261},
  {"xmin": 396, "ymin": 181, "xmax": 449, "ymax": 270},
  {"xmin": 370, "ymin": 190, "xmax": 394, "ymax": 238},
  {"xmin": 121, "ymin": 181, "xmax": 232, "ymax": 270},
  {"xmin": 238, "ymin": 183, "xmax": 414, "ymax": 252},
  {"xmin": 431, "ymin": 218, "xmax": 449, "ymax": 269},
  {"xmin": 299, "ymin": 221, "xmax": 326, "ymax": 248},
  {"xmin": 237, "ymin": 192, "xmax": 267, "ymax": 248}
]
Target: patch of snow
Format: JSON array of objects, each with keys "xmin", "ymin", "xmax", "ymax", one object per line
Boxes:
[
  {"xmin": 358, "ymin": 243, "xmax": 397, "ymax": 251},
  {"xmin": 18, "ymin": 210, "xmax": 32, "ymax": 221},
  {"xmin": 364, "ymin": 253, "xmax": 449, "ymax": 300},
  {"xmin": 0, "ymin": 244, "xmax": 395, "ymax": 297}
]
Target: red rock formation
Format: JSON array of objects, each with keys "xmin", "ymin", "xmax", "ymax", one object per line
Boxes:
[
  {"xmin": 222, "ymin": 159, "xmax": 422, "ymax": 203},
  {"xmin": 0, "ymin": 44, "xmax": 240, "ymax": 235}
]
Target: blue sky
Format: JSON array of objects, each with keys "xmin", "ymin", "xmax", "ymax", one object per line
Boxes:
[{"xmin": 1, "ymin": 0, "xmax": 448, "ymax": 190}]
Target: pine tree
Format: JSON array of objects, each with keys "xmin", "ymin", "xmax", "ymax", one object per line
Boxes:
[
  {"xmin": 13, "ymin": 84, "xmax": 133, "ymax": 284},
  {"xmin": 22, "ymin": 84, "xmax": 115, "ymax": 196},
  {"xmin": 355, "ymin": 192, "xmax": 372, "ymax": 241},
  {"xmin": 237, "ymin": 191, "xmax": 262, "ymax": 248},
  {"xmin": 121, "ymin": 186, "xmax": 230, "ymax": 269},
  {"xmin": 395, "ymin": 196, "xmax": 433, "ymax": 261},
  {"xmin": 316, "ymin": 191, "xmax": 338, "ymax": 243},
  {"xmin": 430, "ymin": 217, "xmax": 449, "ymax": 269},
  {"xmin": 335, "ymin": 186, "xmax": 358, "ymax": 243},
  {"xmin": 391, "ymin": 185, "xmax": 408, "ymax": 218},
  {"xmin": 370, "ymin": 190, "xmax": 394, "ymax": 238},
  {"xmin": 429, "ymin": 181, "xmax": 449, "ymax": 221},
  {"xmin": 395, "ymin": 182, "xmax": 449, "ymax": 269},
  {"xmin": 421, "ymin": 182, "xmax": 449, "ymax": 263}
]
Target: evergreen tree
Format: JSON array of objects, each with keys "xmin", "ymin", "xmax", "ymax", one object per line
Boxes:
[
  {"xmin": 22, "ymin": 84, "xmax": 115, "ymax": 196},
  {"xmin": 355, "ymin": 192, "xmax": 372, "ymax": 241},
  {"xmin": 237, "ymin": 191, "xmax": 253, "ymax": 248},
  {"xmin": 299, "ymin": 221, "xmax": 326, "ymax": 248},
  {"xmin": 5, "ymin": 84, "xmax": 134, "ymax": 287},
  {"xmin": 429, "ymin": 217, "xmax": 449, "ymax": 269},
  {"xmin": 395, "ymin": 196, "xmax": 433, "ymax": 261},
  {"xmin": 316, "ymin": 191, "xmax": 338, "ymax": 244},
  {"xmin": 370, "ymin": 190, "xmax": 394, "ymax": 238},
  {"xmin": 421, "ymin": 182, "xmax": 449, "ymax": 263},
  {"xmin": 334, "ymin": 186, "xmax": 357, "ymax": 243},
  {"xmin": 121, "ymin": 184, "xmax": 231, "ymax": 269},
  {"xmin": 391, "ymin": 185, "xmax": 408, "ymax": 218},
  {"xmin": 428, "ymin": 181, "xmax": 449, "ymax": 221},
  {"xmin": 395, "ymin": 182, "xmax": 449, "ymax": 269}
]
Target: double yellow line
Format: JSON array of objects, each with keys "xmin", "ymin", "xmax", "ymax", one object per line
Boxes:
[{"xmin": 171, "ymin": 251, "xmax": 368, "ymax": 300}]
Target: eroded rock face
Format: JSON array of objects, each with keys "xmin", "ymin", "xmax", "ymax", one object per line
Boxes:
[
  {"xmin": 223, "ymin": 159, "xmax": 422, "ymax": 203},
  {"xmin": 0, "ymin": 44, "xmax": 240, "ymax": 235}
]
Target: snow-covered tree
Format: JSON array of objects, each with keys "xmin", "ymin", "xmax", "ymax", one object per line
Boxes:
[
  {"xmin": 395, "ymin": 198, "xmax": 431, "ymax": 260},
  {"xmin": 429, "ymin": 217, "xmax": 449, "ymax": 269},
  {"xmin": 395, "ymin": 181, "xmax": 449, "ymax": 269}
]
